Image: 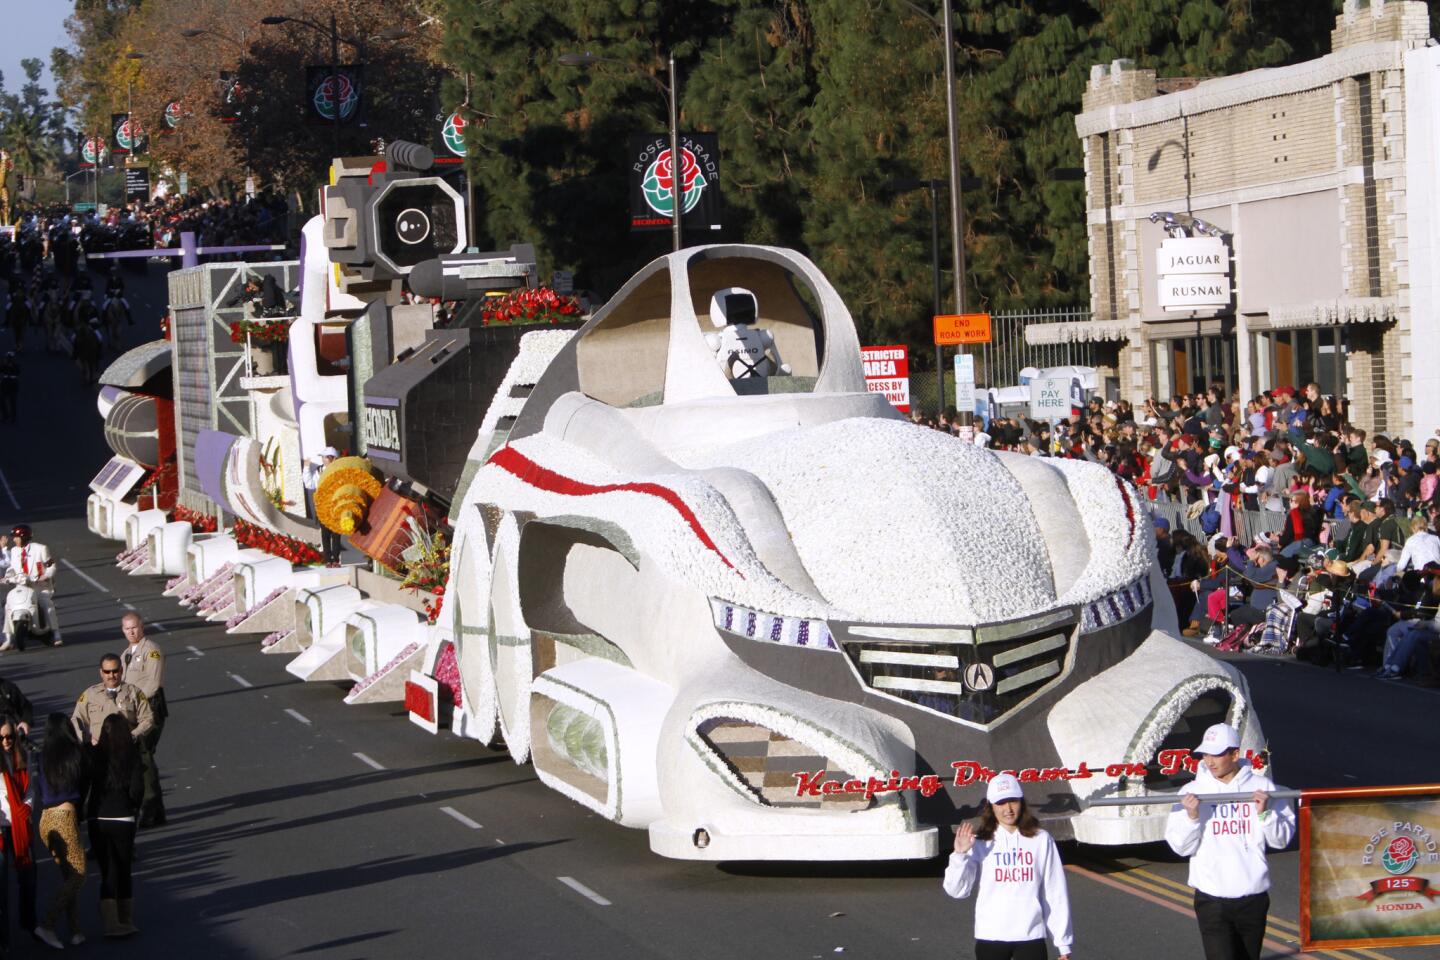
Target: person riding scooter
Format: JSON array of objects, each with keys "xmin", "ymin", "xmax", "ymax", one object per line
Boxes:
[{"xmin": 3, "ymin": 524, "xmax": 61, "ymax": 650}]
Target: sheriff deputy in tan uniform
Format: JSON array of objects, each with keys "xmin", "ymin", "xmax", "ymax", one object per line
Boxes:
[
  {"xmin": 120, "ymin": 612, "xmax": 167, "ymax": 826},
  {"xmin": 73, "ymin": 652, "xmax": 155, "ymax": 747}
]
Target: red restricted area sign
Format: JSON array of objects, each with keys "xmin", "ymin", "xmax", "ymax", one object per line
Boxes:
[{"xmin": 861, "ymin": 344, "xmax": 910, "ymax": 413}]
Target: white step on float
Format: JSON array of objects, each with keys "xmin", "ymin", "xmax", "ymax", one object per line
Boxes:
[{"xmin": 342, "ymin": 605, "xmax": 427, "ymax": 704}]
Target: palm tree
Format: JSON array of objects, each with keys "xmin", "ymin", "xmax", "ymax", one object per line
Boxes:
[{"xmin": 0, "ymin": 112, "xmax": 59, "ymax": 200}]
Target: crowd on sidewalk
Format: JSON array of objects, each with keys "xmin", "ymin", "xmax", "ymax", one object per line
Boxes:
[{"xmin": 917, "ymin": 381, "xmax": 1440, "ymax": 683}]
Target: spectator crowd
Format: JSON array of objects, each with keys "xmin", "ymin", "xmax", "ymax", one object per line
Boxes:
[{"xmin": 915, "ymin": 381, "xmax": 1440, "ymax": 687}]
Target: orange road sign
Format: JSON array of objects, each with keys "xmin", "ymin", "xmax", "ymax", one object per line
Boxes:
[{"xmin": 933, "ymin": 313, "xmax": 992, "ymax": 345}]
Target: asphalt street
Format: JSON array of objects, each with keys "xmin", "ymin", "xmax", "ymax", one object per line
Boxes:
[{"xmin": 0, "ymin": 259, "xmax": 1436, "ymax": 959}]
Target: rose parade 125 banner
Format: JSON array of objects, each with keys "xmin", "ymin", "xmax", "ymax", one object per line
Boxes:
[
  {"xmin": 629, "ymin": 133, "xmax": 721, "ymax": 233},
  {"xmin": 1302, "ymin": 784, "xmax": 1440, "ymax": 950}
]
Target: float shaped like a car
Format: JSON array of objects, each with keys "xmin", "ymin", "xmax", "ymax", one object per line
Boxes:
[{"xmin": 409, "ymin": 243, "xmax": 1263, "ymax": 861}]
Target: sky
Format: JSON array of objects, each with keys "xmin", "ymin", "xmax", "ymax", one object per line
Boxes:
[{"xmin": 1, "ymin": 0, "xmax": 74, "ymax": 97}]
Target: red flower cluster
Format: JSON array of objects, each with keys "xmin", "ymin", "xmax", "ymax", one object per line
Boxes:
[
  {"xmin": 172, "ymin": 504, "xmax": 218, "ymax": 533},
  {"xmin": 417, "ymin": 586, "xmax": 445, "ymax": 626},
  {"xmin": 480, "ymin": 286, "xmax": 581, "ymax": 327},
  {"xmin": 232, "ymin": 518, "xmax": 322, "ymax": 565},
  {"xmin": 229, "ymin": 319, "xmax": 291, "ymax": 345}
]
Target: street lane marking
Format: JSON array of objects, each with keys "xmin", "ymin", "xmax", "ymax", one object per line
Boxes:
[
  {"xmin": 284, "ymin": 708, "xmax": 311, "ymax": 725},
  {"xmin": 353, "ymin": 752, "xmax": 384, "ymax": 771},
  {"xmin": 0, "ymin": 467, "xmax": 17, "ymax": 509},
  {"xmin": 61, "ymin": 560, "xmax": 109, "ymax": 594},
  {"xmin": 1066, "ymin": 864, "xmax": 1314, "ymax": 957},
  {"xmin": 557, "ymin": 876, "xmax": 612, "ymax": 907},
  {"xmin": 440, "ymin": 806, "xmax": 481, "ymax": 829},
  {"xmin": 186, "ymin": 645, "xmax": 204, "ymax": 657},
  {"xmin": 229, "ymin": 673, "xmax": 252, "ymax": 688},
  {"xmin": 121, "ymin": 602, "xmax": 137, "ymax": 611},
  {"xmin": 152, "ymin": 622, "xmax": 168, "ymax": 632},
  {"xmin": 1077, "ymin": 859, "xmax": 1385, "ymax": 959}
]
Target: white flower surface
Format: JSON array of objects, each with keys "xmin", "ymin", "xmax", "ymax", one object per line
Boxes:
[
  {"xmin": 470, "ymin": 434, "xmax": 836, "ymax": 620},
  {"xmin": 1045, "ymin": 459, "xmax": 1154, "ymax": 611},
  {"xmin": 697, "ymin": 419, "xmax": 1055, "ymax": 624}
]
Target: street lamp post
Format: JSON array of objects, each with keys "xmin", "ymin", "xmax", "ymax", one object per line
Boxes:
[
  {"xmin": 125, "ymin": 52, "xmax": 145, "ymax": 208},
  {"xmin": 261, "ymin": 15, "xmax": 362, "ymax": 161},
  {"xmin": 558, "ymin": 50, "xmax": 683, "ymax": 252},
  {"xmin": 940, "ymin": 0, "xmax": 970, "ymax": 425}
]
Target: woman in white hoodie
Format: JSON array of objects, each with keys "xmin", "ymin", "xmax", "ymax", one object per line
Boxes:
[
  {"xmin": 1165, "ymin": 722, "xmax": 1296, "ymax": 960},
  {"xmin": 943, "ymin": 773, "xmax": 1073, "ymax": 960}
]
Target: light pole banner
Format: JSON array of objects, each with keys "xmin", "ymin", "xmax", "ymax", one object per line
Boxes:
[
  {"xmin": 305, "ymin": 65, "xmax": 364, "ymax": 124},
  {"xmin": 629, "ymin": 133, "xmax": 721, "ymax": 233},
  {"xmin": 111, "ymin": 114, "xmax": 146, "ymax": 156},
  {"xmin": 219, "ymin": 72, "xmax": 242, "ymax": 124},
  {"xmin": 1302, "ymin": 785, "xmax": 1440, "ymax": 950}
]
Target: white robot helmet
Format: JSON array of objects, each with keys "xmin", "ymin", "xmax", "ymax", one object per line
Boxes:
[{"xmin": 708, "ymin": 287, "xmax": 758, "ymax": 329}]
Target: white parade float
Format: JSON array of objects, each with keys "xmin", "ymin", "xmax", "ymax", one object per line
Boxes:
[
  {"xmin": 400, "ymin": 243, "xmax": 1265, "ymax": 860},
  {"xmin": 84, "ymin": 146, "xmax": 1267, "ymax": 860}
]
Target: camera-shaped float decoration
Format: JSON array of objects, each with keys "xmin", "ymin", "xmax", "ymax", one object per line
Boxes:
[{"xmin": 322, "ymin": 140, "xmax": 467, "ymax": 301}]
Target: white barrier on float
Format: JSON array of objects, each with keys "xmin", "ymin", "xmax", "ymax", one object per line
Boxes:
[
  {"xmin": 186, "ymin": 534, "xmax": 240, "ymax": 584},
  {"xmin": 343, "ymin": 604, "xmax": 425, "ymax": 683},
  {"xmin": 228, "ymin": 564, "xmax": 349, "ymax": 636},
  {"xmin": 124, "ymin": 509, "xmax": 168, "ymax": 550},
  {"xmin": 286, "ymin": 598, "xmax": 382, "ymax": 682},
  {"xmin": 144, "ymin": 522, "xmax": 194, "ymax": 577}
]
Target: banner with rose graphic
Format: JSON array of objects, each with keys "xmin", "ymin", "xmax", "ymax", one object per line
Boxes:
[
  {"xmin": 1301, "ymin": 784, "xmax": 1440, "ymax": 949},
  {"xmin": 305, "ymin": 65, "xmax": 364, "ymax": 125},
  {"xmin": 628, "ymin": 133, "xmax": 721, "ymax": 234}
]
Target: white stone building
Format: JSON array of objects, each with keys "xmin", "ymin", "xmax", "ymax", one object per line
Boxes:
[{"xmin": 1035, "ymin": 0, "xmax": 1440, "ymax": 439}]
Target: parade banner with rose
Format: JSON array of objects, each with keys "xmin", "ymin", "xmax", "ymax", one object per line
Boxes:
[
  {"xmin": 305, "ymin": 65, "xmax": 364, "ymax": 124},
  {"xmin": 628, "ymin": 133, "xmax": 721, "ymax": 233},
  {"xmin": 1302, "ymin": 784, "xmax": 1440, "ymax": 949},
  {"xmin": 111, "ymin": 113, "xmax": 147, "ymax": 155},
  {"xmin": 79, "ymin": 136, "xmax": 109, "ymax": 169}
]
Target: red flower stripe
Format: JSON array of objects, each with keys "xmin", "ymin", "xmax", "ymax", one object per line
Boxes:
[
  {"xmin": 1113, "ymin": 473, "xmax": 1136, "ymax": 548},
  {"xmin": 488, "ymin": 445, "xmax": 739, "ymax": 574}
]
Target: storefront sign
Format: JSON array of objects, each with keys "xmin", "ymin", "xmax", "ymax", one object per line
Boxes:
[
  {"xmin": 1157, "ymin": 236, "xmax": 1227, "ymax": 275},
  {"xmin": 1302, "ymin": 785, "xmax": 1440, "ymax": 950},
  {"xmin": 861, "ymin": 344, "xmax": 909, "ymax": 413},
  {"xmin": 1156, "ymin": 236, "xmax": 1231, "ymax": 311}
]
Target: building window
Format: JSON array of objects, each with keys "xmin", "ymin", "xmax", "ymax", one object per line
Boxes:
[
  {"xmin": 1251, "ymin": 327, "xmax": 1347, "ymax": 399},
  {"xmin": 1150, "ymin": 335, "xmax": 1237, "ymax": 400}
]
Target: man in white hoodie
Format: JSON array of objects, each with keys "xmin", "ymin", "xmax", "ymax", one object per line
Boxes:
[{"xmin": 1165, "ymin": 722, "xmax": 1296, "ymax": 960}]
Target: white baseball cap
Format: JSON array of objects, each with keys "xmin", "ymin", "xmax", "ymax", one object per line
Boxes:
[
  {"xmin": 1372, "ymin": 449, "xmax": 1392, "ymax": 465},
  {"xmin": 986, "ymin": 773, "xmax": 1023, "ymax": 804},
  {"xmin": 320, "ymin": 446, "xmax": 339, "ymax": 458},
  {"xmin": 1193, "ymin": 722, "xmax": 1241, "ymax": 756}
]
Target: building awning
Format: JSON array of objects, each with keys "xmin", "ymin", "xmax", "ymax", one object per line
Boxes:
[
  {"xmin": 1024, "ymin": 321, "xmax": 1131, "ymax": 346},
  {"xmin": 1268, "ymin": 297, "xmax": 1397, "ymax": 329}
]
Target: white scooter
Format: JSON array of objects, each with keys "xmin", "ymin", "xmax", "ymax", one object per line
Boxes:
[{"xmin": 3, "ymin": 573, "xmax": 52, "ymax": 651}]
